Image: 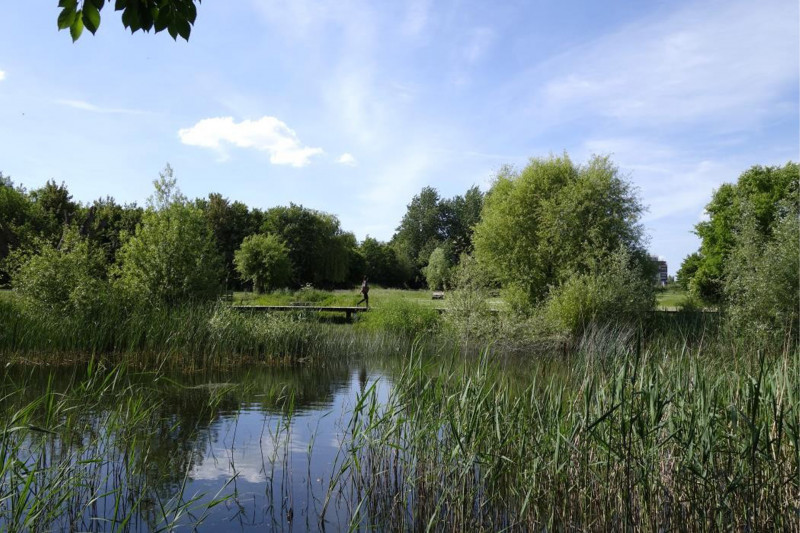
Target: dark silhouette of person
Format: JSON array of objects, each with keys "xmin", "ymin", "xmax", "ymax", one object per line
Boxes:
[{"xmin": 357, "ymin": 276, "xmax": 369, "ymax": 308}]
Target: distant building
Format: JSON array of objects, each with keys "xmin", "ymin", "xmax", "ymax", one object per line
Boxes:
[{"xmin": 650, "ymin": 255, "xmax": 668, "ymax": 286}]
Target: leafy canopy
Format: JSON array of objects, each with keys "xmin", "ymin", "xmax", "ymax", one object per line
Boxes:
[
  {"xmin": 114, "ymin": 166, "xmax": 223, "ymax": 304},
  {"xmin": 682, "ymin": 162, "xmax": 798, "ymax": 302},
  {"xmin": 57, "ymin": 0, "xmax": 200, "ymax": 42},
  {"xmin": 234, "ymin": 234, "xmax": 292, "ymax": 293},
  {"xmin": 473, "ymin": 153, "xmax": 648, "ymax": 309}
]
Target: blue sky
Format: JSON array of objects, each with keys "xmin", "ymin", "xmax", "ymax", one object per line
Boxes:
[{"xmin": 0, "ymin": 0, "xmax": 797, "ymax": 273}]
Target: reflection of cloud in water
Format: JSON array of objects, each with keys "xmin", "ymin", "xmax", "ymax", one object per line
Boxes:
[{"xmin": 190, "ymin": 373, "xmax": 393, "ymax": 489}]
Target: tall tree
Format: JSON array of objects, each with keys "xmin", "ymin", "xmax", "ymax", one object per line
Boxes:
[
  {"xmin": 472, "ymin": 154, "xmax": 648, "ymax": 308},
  {"xmin": 685, "ymin": 162, "xmax": 798, "ymax": 302},
  {"xmin": 392, "ymin": 186, "xmax": 444, "ymax": 276},
  {"xmin": 261, "ymin": 204, "xmax": 353, "ymax": 287},
  {"xmin": 196, "ymin": 193, "xmax": 251, "ymax": 288},
  {"xmin": 114, "ymin": 167, "xmax": 223, "ymax": 304}
]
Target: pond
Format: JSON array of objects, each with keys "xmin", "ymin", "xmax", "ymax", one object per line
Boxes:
[{"xmin": 1, "ymin": 358, "xmax": 398, "ymax": 532}]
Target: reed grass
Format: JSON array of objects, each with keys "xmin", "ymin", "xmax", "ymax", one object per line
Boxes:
[
  {"xmin": 334, "ymin": 328, "xmax": 799, "ymax": 531},
  {"xmin": 0, "ymin": 363, "xmax": 241, "ymax": 531},
  {"xmin": 0, "ymin": 297, "xmax": 424, "ymax": 369}
]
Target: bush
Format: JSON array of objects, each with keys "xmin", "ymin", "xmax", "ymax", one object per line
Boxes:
[
  {"xmin": 114, "ymin": 171, "xmax": 223, "ymax": 305},
  {"xmin": 543, "ymin": 247, "xmax": 655, "ymax": 334},
  {"xmin": 724, "ymin": 202, "xmax": 799, "ymax": 340},
  {"xmin": 356, "ymin": 299, "xmax": 440, "ymax": 337},
  {"xmin": 12, "ymin": 231, "xmax": 110, "ymax": 318}
]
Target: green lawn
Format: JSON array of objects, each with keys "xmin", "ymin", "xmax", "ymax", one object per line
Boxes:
[
  {"xmin": 235, "ymin": 285, "xmax": 689, "ymax": 312},
  {"xmin": 233, "ymin": 287, "xmax": 447, "ymax": 308},
  {"xmin": 655, "ymin": 287, "xmax": 691, "ymax": 310}
]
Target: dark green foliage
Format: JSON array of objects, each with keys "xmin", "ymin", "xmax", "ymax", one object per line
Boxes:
[
  {"xmin": 676, "ymin": 251, "xmax": 701, "ymax": 290},
  {"xmin": 359, "ymin": 236, "xmax": 408, "ymax": 287},
  {"xmin": 78, "ymin": 196, "xmax": 143, "ymax": 269},
  {"xmin": 261, "ymin": 204, "xmax": 355, "ymax": 287},
  {"xmin": 391, "ymin": 185, "xmax": 484, "ymax": 285},
  {"xmin": 196, "ymin": 193, "xmax": 251, "ymax": 288},
  {"xmin": 57, "ymin": 0, "xmax": 200, "ymax": 41}
]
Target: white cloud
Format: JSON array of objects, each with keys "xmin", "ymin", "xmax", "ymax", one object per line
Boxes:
[
  {"xmin": 178, "ymin": 116, "xmax": 324, "ymax": 167},
  {"xmin": 337, "ymin": 153, "xmax": 357, "ymax": 166},
  {"xmin": 56, "ymin": 99, "xmax": 146, "ymax": 115},
  {"xmin": 535, "ymin": 0, "xmax": 798, "ymax": 129},
  {"xmin": 0, "ymin": 70, "xmax": 5, "ymax": 81}
]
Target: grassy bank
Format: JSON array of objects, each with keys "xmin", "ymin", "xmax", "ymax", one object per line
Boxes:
[{"xmin": 0, "ymin": 295, "xmax": 431, "ymax": 369}]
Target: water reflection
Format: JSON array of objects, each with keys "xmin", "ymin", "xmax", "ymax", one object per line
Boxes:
[{"xmin": 0, "ymin": 360, "xmax": 392, "ymax": 531}]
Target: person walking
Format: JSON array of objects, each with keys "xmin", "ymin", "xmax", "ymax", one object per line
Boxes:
[{"xmin": 357, "ymin": 276, "xmax": 370, "ymax": 308}]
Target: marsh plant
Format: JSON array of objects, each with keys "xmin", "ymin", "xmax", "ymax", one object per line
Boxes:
[{"xmin": 337, "ymin": 332, "xmax": 799, "ymax": 531}]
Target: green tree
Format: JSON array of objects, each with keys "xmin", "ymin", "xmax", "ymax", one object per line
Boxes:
[
  {"xmin": 0, "ymin": 176, "xmax": 36, "ymax": 285},
  {"xmin": 12, "ymin": 229, "xmax": 108, "ymax": 316},
  {"xmin": 261, "ymin": 204, "xmax": 353, "ymax": 287},
  {"xmin": 196, "ymin": 193, "xmax": 252, "ymax": 288},
  {"xmin": 473, "ymin": 154, "xmax": 648, "ymax": 310},
  {"xmin": 440, "ymin": 185, "xmax": 484, "ymax": 260},
  {"xmin": 423, "ymin": 246, "xmax": 451, "ymax": 291},
  {"xmin": 29, "ymin": 179, "xmax": 79, "ymax": 245},
  {"xmin": 78, "ymin": 196, "xmax": 143, "ymax": 270},
  {"xmin": 392, "ymin": 186, "xmax": 444, "ymax": 272},
  {"xmin": 57, "ymin": 0, "xmax": 201, "ymax": 42},
  {"xmin": 114, "ymin": 166, "xmax": 223, "ymax": 304},
  {"xmin": 724, "ymin": 199, "xmax": 799, "ymax": 338},
  {"xmin": 359, "ymin": 237, "xmax": 408, "ymax": 287},
  {"xmin": 689, "ymin": 162, "xmax": 798, "ymax": 302},
  {"xmin": 234, "ymin": 234, "xmax": 292, "ymax": 293},
  {"xmin": 676, "ymin": 252, "xmax": 702, "ymax": 291}
]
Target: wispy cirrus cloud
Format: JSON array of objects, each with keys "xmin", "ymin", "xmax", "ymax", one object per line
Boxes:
[
  {"xmin": 56, "ymin": 99, "xmax": 147, "ymax": 115},
  {"xmin": 178, "ymin": 116, "xmax": 324, "ymax": 167},
  {"xmin": 533, "ymin": 0, "xmax": 797, "ymax": 130}
]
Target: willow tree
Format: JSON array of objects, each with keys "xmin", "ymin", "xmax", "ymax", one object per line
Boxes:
[{"xmin": 472, "ymin": 153, "xmax": 651, "ymax": 312}]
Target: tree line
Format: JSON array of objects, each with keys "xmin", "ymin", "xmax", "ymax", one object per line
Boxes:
[{"xmin": 0, "ymin": 164, "xmax": 485, "ymax": 295}]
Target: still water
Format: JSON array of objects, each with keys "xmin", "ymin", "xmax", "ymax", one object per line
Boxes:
[{"xmin": 2, "ymin": 359, "xmax": 398, "ymax": 532}]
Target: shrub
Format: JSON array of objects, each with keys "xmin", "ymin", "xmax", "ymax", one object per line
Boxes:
[
  {"xmin": 114, "ymin": 169, "xmax": 223, "ymax": 305},
  {"xmin": 12, "ymin": 231, "xmax": 110, "ymax": 318},
  {"xmin": 356, "ymin": 299, "xmax": 440, "ymax": 337},
  {"xmin": 724, "ymin": 202, "xmax": 799, "ymax": 340},
  {"xmin": 543, "ymin": 247, "xmax": 655, "ymax": 334}
]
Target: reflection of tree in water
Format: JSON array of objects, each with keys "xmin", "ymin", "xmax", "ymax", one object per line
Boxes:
[{"xmin": 0, "ymin": 360, "xmax": 355, "ymax": 530}]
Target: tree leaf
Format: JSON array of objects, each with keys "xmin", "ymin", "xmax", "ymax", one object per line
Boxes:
[
  {"xmin": 58, "ymin": 7, "xmax": 77, "ymax": 30},
  {"xmin": 70, "ymin": 13, "xmax": 84, "ymax": 41},
  {"xmin": 176, "ymin": 18, "xmax": 191, "ymax": 40},
  {"xmin": 82, "ymin": 2, "xmax": 101, "ymax": 34},
  {"xmin": 89, "ymin": 0, "xmax": 105, "ymax": 9}
]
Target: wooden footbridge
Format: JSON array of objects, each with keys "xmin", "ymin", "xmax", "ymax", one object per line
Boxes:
[{"xmin": 233, "ymin": 305, "xmax": 374, "ymax": 320}]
